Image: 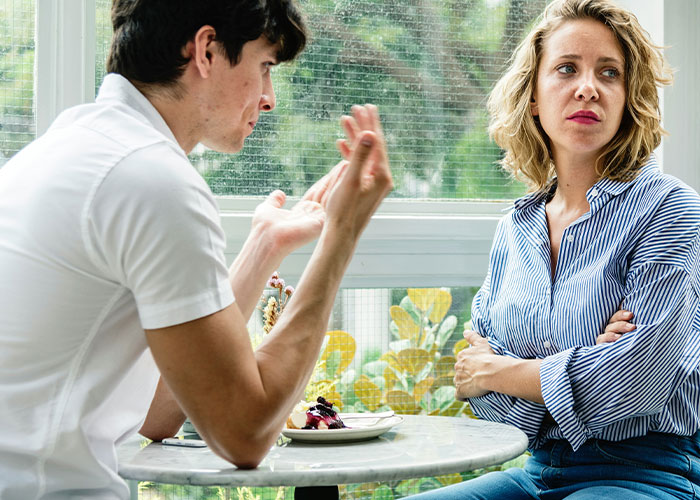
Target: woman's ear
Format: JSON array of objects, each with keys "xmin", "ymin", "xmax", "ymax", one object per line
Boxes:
[{"xmin": 530, "ymin": 96, "xmax": 539, "ymax": 116}]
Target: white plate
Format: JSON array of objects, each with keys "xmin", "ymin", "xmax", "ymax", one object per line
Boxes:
[{"xmin": 281, "ymin": 415, "xmax": 403, "ymax": 443}]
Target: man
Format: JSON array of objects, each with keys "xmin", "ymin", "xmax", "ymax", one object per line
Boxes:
[{"xmin": 0, "ymin": 0, "xmax": 392, "ymax": 498}]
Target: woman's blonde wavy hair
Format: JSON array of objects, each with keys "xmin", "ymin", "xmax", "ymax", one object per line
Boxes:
[{"xmin": 488, "ymin": 0, "xmax": 673, "ymax": 192}]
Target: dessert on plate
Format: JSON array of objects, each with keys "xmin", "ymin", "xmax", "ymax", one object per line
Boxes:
[{"xmin": 286, "ymin": 397, "xmax": 347, "ymax": 430}]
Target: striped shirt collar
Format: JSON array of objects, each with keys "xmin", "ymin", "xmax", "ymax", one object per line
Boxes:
[{"xmin": 512, "ymin": 155, "xmax": 660, "ymax": 212}]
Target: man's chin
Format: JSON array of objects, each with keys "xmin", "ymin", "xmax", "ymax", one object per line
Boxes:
[{"xmin": 200, "ymin": 138, "xmax": 245, "ymax": 154}]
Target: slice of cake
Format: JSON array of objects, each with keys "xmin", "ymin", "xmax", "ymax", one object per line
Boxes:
[{"xmin": 286, "ymin": 397, "xmax": 347, "ymax": 430}]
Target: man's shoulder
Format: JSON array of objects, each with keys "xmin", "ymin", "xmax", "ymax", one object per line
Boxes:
[{"xmin": 50, "ymin": 99, "xmax": 182, "ymax": 160}]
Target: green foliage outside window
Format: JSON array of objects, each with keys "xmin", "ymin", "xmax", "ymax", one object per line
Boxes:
[{"xmin": 194, "ymin": 0, "xmax": 543, "ymax": 200}]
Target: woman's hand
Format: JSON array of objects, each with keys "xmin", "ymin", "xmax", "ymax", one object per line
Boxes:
[
  {"xmin": 597, "ymin": 309, "xmax": 635, "ymax": 344},
  {"xmin": 454, "ymin": 330, "xmax": 496, "ymax": 400}
]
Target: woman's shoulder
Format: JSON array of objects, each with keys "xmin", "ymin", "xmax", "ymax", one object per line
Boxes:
[{"xmin": 631, "ymin": 157, "xmax": 699, "ymax": 203}]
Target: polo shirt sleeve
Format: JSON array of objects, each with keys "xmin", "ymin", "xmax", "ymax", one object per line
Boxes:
[
  {"xmin": 84, "ymin": 143, "xmax": 235, "ymax": 329},
  {"xmin": 540, "ymin": 194, "xmax": 700, "ymax": 451}
]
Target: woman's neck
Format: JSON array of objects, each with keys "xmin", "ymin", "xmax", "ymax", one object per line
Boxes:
[{"xmin": 549, "ymin": 151, "xmax": 600, "ymax": 212}]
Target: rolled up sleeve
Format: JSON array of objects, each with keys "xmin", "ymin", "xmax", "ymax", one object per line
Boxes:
[{"xmin": 540, "ymin": 263, "xmax": 699, "ymax": 450}]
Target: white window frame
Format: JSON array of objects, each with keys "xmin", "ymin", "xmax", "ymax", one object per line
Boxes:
[
  {"xmin": 217, "ymin": 197, "xmax": 508, "ymax": 288},
  {"xmin": 35, "ymin": 0, "xmax": 95, "ymax": 136},
  {"xmin": 33, "ymin": 0, "xmax": 698, "ymax": 289}
]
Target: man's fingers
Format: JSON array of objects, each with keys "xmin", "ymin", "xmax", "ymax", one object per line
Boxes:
[
  {"xmin": 265, "ymin": 189, "xmax": 286, "ymax": 208},
  {"xmin": 335, "ymin": 139, "xmax": 351, "ymax": 160},
  {"xmin": 303, "ymin": 160, "xmax": 349, "ymax": 205},
  {"xmin": 352, "ymin": 104, "xmax": 372, "ymax": 130},
  {"xmin": 340, "ymin": 115, "xmax": 359, "ymax": 145},
  {"xmin": 303, "ymin": 173, "xmax": 331, "ymax": 204},
  {"xmin": 320, "ymin": 161, "xmax": 349, "ymax": 207},
  {"xmin": 346, "ymin": 131, "xmax": 375, "ymax": 180},
  {"xmin": 293, "ymin": 200, "xmax": 325, "ymax": 223},
  {"xmin": 365, "ymin": 105, "xmax": 386, "ymax": 148}
]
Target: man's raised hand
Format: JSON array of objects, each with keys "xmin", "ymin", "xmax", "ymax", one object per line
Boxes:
[{"xmin": 325, "ymin": 104, "xmax": 393, "ymax": 239}]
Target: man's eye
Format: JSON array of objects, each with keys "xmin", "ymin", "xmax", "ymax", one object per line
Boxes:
[{"xmin": 557, "ymin": 64, "xmax": 575, "ymax": 74}]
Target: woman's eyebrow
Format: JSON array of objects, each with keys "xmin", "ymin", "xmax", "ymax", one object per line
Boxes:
[{"xmin": 553, "ymin": 54, "xmax": 622, "ymax": 65}]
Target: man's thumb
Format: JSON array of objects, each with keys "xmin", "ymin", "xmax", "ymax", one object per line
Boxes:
[{"xmin": 266, "ymin": 189, "xmax": 286, "ymax": 208}]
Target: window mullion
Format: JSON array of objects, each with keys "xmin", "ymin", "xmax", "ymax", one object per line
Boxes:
[{"xmin": 35, "ymin": 0, "xmax": 95, "ymax": 135}]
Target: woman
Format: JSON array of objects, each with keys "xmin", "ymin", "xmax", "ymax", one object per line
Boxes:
[{"xmin": 411, "ymin": 0, "xmax": 700, "ymax": 498}]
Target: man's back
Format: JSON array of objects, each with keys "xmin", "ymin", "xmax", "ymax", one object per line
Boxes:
[{"xmin": 0, "ymin": 74, "xmax": 233, "ymax": 498}]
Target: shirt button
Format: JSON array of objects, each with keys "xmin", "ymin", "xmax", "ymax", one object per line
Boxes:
[
  {"xmin": 543, "ymin": 341, "xmax": 552, "ymax": 349},
  {"xmin": 566, "ymin": 235, "xmax": 574, "ymax": 243},
  {"xmin": 590, "ymin": 188, "xmax": 599, "ymax": 197}
]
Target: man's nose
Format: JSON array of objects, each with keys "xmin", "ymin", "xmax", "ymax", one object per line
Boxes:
[{"xmin": 260, "ymin": 77, "xmax": 276, "ymax": 112}]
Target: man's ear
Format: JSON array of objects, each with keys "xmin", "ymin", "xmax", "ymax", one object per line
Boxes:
[
  {"xmin": 530, "ymin": 96, "xmax": 539, "ymax": 117},
  {"xmin": 188, "ymin": 25, "xmax": 217, "ymax": 79}
]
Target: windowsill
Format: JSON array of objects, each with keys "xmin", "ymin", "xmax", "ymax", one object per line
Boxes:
[{"xmin": 218, "ymin": 197, "xmax": 508, "ymax": 288}]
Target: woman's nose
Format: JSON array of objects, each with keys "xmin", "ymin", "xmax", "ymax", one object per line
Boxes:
[{"xmin": 575, "ymin": 78, "xmax": 599, "ymax": 102}]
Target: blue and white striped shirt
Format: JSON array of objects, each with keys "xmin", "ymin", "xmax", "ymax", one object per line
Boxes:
[{"xmin": 469, "ymin": 156, "xmax": 700, "ymax": 451}]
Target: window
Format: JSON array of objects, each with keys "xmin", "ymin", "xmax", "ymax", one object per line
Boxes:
[
  {"xmin": 0, "ymin": 0, "xmax": 35, "ymax": 167},
  {"xmin": 93, "ymin": 0, "xmax": 546, "ymax": 200},
  {"xmin": 1, "ymin": 2, "xmax": 691, "ymax": 339}
]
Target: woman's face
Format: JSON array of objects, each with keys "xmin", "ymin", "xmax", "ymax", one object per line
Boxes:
[{"xmin": 532, "ymin": 18, "xmax": 626, "ymax": 165}]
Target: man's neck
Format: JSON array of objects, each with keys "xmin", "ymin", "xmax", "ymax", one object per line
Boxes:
[{"xmin": 136, "ymin": 81, "xmax": 201, "ymax": 155}]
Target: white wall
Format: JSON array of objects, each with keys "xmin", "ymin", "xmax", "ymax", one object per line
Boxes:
[
  {"xmin": 616, "ymin": 0, "xmax": 699, "ymax": 192},
  {"xmin": 663, "ymin": 0, "xmax": 700, "ymax": 192},
  {"xmin": 615, "ymin": 0, "xmax": 664, "ymax": 168}
]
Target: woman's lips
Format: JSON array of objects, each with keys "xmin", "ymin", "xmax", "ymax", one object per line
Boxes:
[{"xmin": 567, "ymin": 110, "xmax": 600, "ymax": 124}]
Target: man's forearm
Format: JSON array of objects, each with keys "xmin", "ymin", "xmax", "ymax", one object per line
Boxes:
[
  {"xmin": 139, "ymin": 377, "xmax": 187, "ymax": 441},
  {"xmin": 228, "ymin": 224, "xmax": 283, "ymax": 321},
  {"xmin": 253, "ymin": 223, "xmax": 357, "ymax": 407}
]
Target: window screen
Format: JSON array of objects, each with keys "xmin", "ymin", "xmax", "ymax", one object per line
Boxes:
[
  {"xmin": 95, "ymin": 0, "xmax": 547, "ymax": 200},
  {"xmin": 95, "ymin": 0, "xmax": 112, "ymax": 95},
  {"xmin": 0, "ymin": 0, "xmax": 35, "ymax": 167}
]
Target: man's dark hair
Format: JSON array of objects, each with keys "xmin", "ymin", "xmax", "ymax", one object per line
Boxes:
[{"xmin": 106, "ymin": 0, "xmax": 307, "ymax": 87}]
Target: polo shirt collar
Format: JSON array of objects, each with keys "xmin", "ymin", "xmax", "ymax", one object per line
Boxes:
[{"xmin": 96, "ymin": 73, "xmax": 183, "ymax": 154}]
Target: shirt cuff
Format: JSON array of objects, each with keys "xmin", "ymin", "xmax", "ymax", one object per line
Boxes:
[
  {"xmin": 540, "ymin": 348, "xmax": 592, "ymax": 451},
  {"xmin": 487, "ymin": 337, "xmax": 505, "ymax": 355},
  {"xmin": 469, "ymin": 392, "xmax": 547, "ymax": 449}
]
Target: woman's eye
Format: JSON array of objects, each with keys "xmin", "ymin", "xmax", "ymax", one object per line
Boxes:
[
  {"xmin": 602, "ymin": 68, "xmax": 620, "ymax": 78},
  {"xmin": 557, "ymin": 64, "xmax": 575, "ymax": 74}
]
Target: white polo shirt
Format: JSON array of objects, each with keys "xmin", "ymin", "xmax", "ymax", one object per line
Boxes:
[{"xmin": 0, "ymin": 74, "xmax": 235, "ymax": 499}]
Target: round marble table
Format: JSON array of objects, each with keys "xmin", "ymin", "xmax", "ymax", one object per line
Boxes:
[{"xmin": 117, "ymin": 415, "xmax": 527, "ymax": 497}]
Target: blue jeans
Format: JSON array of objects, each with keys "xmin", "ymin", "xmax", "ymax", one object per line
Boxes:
[{"xmin": 408, "ymin": 431, "xmax": 700, "ymax": 499}]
